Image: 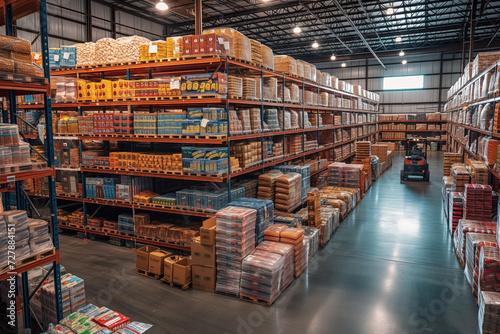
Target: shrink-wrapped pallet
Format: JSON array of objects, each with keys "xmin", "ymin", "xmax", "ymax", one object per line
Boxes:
[
  {"xmin": 274, "ymin": 55, "xmax": 297, "ymax": 76},
  {"xmin": 0, "ymin": 35, "xmax": 31, "ymax": 54},
  {"xmin": 229, "ymin": 75, "xmax": 243, "ymax": 98},
  {"xmin": 258, "ymin": 170, "xmax": 283, "ymax": 201},
  {"xmin": 204, "ymin": 27, "xmax": 251, "ymax": 62},
  {"xmin": 166, "ymin": 36, "xmax": 183, "ymax": 58},
  {"xmin": 320, "ymin": 92, "xmax": 328, "ymax": 106},
  {"xmin": 116, "ymin": 36, "xmax": 150, "ymax": 63},
  {"xmin": 275, "ymin": 173, "xmax": 302, "ymax": 212},
  {"xmin": 472, "ymin": 51, "xmax": 500, "ymax": 77},
  {"xmin": 261, "ymin": 44, "xmax": 274, "ymax": 70},
  {"xmin": 249, "ymin": 108, "xmax": 262, "ymax": 132},
  {"xmin": 264, "ymin": 77, "xmax": 278, "ymax": 101},
  {"xmin": 75, "ymin": 42, "xmax": 96, "ymax": 66},
  {"xmin": 250, "ymin": 39, "xmax": 262, "ymax": 65},
  {"xmin": 296, "ymin": 61, "xmax": 304, "ymax": 78},
  {"xmin": 478, "ymin": 291, "xmax": 500, "ymax": 334},
  {"xmin": 242, "ymin": 77, "xmax": 257, "ymax": 100}
]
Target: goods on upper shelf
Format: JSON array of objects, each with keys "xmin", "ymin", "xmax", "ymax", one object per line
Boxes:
[{"xmin": 0, "ymin": 34, "xmax": 42, "ymax": 76}]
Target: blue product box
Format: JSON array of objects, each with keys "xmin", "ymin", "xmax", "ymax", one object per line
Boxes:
[
  {"xmin": 49, "ymin": 48, "xmax": 60, "ymax": 69},
  {"xmin": 180, "ymin": 72, "xmax": 228, "ymax": 96},
  {"xmin": 204, "ymin": 147, "xmax": 228, "ymax": 160},
  {"xmin": 181, "ymin": 120, "xmax": 201, "ymax": 135},
  {"xmin": 183, "ymin": 158, "xmax": 205, "ymax": 173},
  {"xmin": 187, "ymin": 108, "xmax": 204, "ymax": 119},
  {"xmin": 203, "ymin": 158, "xmax": 228, "ymax": 174},
  {"xmin": 59, "ymin": 46, "xmax": 77, "ymax": 67},
  {"xmin": 182, "ymin": 147, "xmax": 205, "ymax": 159}
]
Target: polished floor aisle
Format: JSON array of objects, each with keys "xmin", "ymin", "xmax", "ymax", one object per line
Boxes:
[{"xmin": 59, "ymin": 152, "xmax": 478, "ymax": 334}]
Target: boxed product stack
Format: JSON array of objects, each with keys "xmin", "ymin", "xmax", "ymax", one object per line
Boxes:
[
  {"xmin": 240, "ymin": 244, "xmax": 292, "ymax": 305},
  {"xmin": 319, "ymin": 206, "xmax": 339, "ymax": 246},
  {"xmin": 274, "ymin": 55, "xmax": 297, "ymax": 76},
  {"xmin": 204, "ymin": 28, "xmax": 251, "ymax": 62},
  {"xmin": 166, "ymin": 36, "xmax": 183, "ymax": 58},
  {"xmin": 229, "ymin": 75, "xmax": 243, "ymax": 98},
  {"xmin": 261, "ymin": 44, "xmax": 274, "ymax": 70},
  {"xmin": 258, "ymin": 170, "xmax": 283, "ymax": 201},
  {"xmin": 304, "ymin": 226, "xmax": 320, "ymax": 262},
  {"xmin": 327, "ymin": 162, "xmax": 365, "ymax": 189},
  {"xmin": 264, "ymin": 108, "xmax": 280, "ymax": 130},
  {"xmin": 478, "ymin": 246, "xmax": 500, "ymax": 295},
  {"xmin": 448, "ymin": 192, "xmax": 464, "ymax": 234},
  {"xmin": 355, "ymin": 141, "xmax": 371, "ymax": 160},
  {"xmin": 454, "ymin": 219, "xmax": 496, "ymax": 266},
  {"xmin": 470, "ymin": 161, "xmax": 490, "ymax": 185},
  {"xmin": 242, "ymin": 78, "xmax": 257, "ymax": 100},
  {"xmin": 464, "ymin": 184, "xmax": 492, "ymax": 220},
  {"xmin": 275, "ymin": 165, "xmax": 310, "ymax": 202},
  {"xmin": 443, "ymin": 153, "xmax": 463, "ymax": 176},
  {"xmin": 452, "ymin": 165, "xmax": 471, "ymax": 192},
  {"xmin": 228, "ymin": 197, "xmax": 274, "ymax": 244},
  {"xmin": 478, "ymin": 291, "xmax": 500, "ymax": 334},
  {"xmin": 279, "ymin": 228, "xmax": 306, "ymax": 277},
  {"xmin": 275, "ymin": 173, "xmax": 302, "ymax": 213},
  {"xmin": 249, "ymin": 39, "xmax": 263, "ymax": 65},
  {"xmin": 215, "ymin": 206, "xmax": 256, "ymax": 296},
  {"xmin": 372, "ymin": 144, "xmax": 388, "ymax": 163},
  {"xmin": 307, "ymin": 188, "xmax": 321, "ymax": 227},
  {"xmin": 255, "ymin": 241, "xmax": 294, "ymax": 291},
  {"xmin": 465, "ymin": 233, "xmax": 498, "ymax": 288}
]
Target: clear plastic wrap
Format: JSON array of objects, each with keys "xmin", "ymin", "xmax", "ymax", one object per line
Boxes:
[
  {"xmin": 274, "ymin": 55, "xmax": 297, "ymax": 76},
  {"xmin": 320, "ymin": 92, "xmax": 328, "ymax": 106},
  {"xmin": 261, "ymin": 44, "xmax": 274, "ymax": 70},
  {"xmin": 229, "ymin": 75, "xmax": 243, "ymax": 98},
  {"xmin": 480, "ymin": 103, "xmax": 494, "ymax": 131},
  {"xmin": 296, "ymin": 61, "xmax": 304, "ymax": 78},
  {"xmin": 288, "ymin": 83, "xmax": 300, "ymax": 103},
  {"xmin": 166, "ymin": 36, "xmax": 183, "ymax": 58},
  {"xmin": 264, "ymin": 77, "xmax": 278, "ymax": 101},
  {"xmin": 242, "ymin": 77, "xmax": 257, "ymax": 100},
  {"xmin": 0, "ymin": 35, "xmax": 31, "ymax": 54},
  {"xmin": 116, "ymin": 36, "xmax": 150, "ymax": 63},
  {"xmin": 249, "ymin": 108, "xmax": 262, "ymax": 131},
  {"xmin": 204, "ymin": 28, "xmax": 251, "ymax": 62},
  {"xmin": 237, "ymin": 109, "xmax": 252, "ymax": 132},
  {"xmin": 0, "ymin": 58, "xmax": 14, "ymax": 72},
  {"xmin": 479, "ymin": 291, "xmax": 500, "ymax": 334}
]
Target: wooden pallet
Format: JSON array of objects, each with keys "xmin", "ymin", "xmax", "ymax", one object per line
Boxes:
[
  {"xmin": 102, "ymin": 228, "xmax": 118, "ymax": 234},
  {"xmin": 18, "ymin": 248, "xmax": 55, "ymax": 266},
  {"xmin": 86, "ymin": 226, "xmax": 102, "ymax": 232},
  {"xmin": 184, "ymin": 171, "xmax": 228, "ymax": 178},
  {"xmin": 182, "ymin": 55, "xmax": 221, "ymax": 61},
  {"xmin": 239, "ymin": 293, "xmax": 275, "ymax": 307},
  {"xmin": 229, "ymin": 95, "xmax": 244, "ymax": 100},
  {"xmin": 160, "ymin": 278, "xmax": 191, "ymax": 290},
  {"xmin": 116, "ymin": 231, "xmax": 134, "ymax": 237},
  {"xmin": 136, "ymin": 268, "xmax": 163, "ymax": 280},
  {"xmin": 68, "ymin": 223, "xmax": 84, "ymax": 228}
]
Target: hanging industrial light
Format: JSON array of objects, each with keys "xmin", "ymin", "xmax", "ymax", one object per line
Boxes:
[
  {"xmin": 312, "ymin": 41, "xmax": 319, "ymax": 48},
  {"xmin": 156, "ymin": 0, "xmax": 168, "ymax": 10},
  {"xmin": 399, "ymin": 50, "xmax": 405, "ymax": 57},
  {"xmin": 330, "ymin": 54, "xmax": 336, "ymax": 61},
  {"xmin": 402, "ymin": 59, "xmax": 408, "ymax": 65},
  {"xmin": 386, "ymin": 7, "xmax": 395, "ymax": 15},
  {"xmin": 293, "ymin": 26, "xmax": 302, "ymax": 34},
  {"xmin": 395, "ymin": 36, "xmax": 402, "ymax": 43},
  {"xmin": 341, "ymin": 62, "xmax": 347, "ymax": 67}
]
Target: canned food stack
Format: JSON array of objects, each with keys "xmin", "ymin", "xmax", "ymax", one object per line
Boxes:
[{"xmin": 215, "ymin": 206, "xmax": 257, "ymax": 296}]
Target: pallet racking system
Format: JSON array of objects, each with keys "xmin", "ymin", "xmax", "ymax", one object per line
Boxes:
[
  {"xmin": 16, "ymin": 56, "xmax": 379, "ymax": 250},
  {"xmin": 445, "ymin": 61, "xmax": 500, "ymax": 180},
  {"xmin": 0, "ymin": 0, "xmax": 63, "ymax": 329}
]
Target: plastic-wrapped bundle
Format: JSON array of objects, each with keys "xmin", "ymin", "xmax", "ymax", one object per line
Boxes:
[
  {"xmin": 256, "ymin": 241, "xmax": 294, "ymax": 291},
  {"xmin": 301, "ymin": 61, "xmax": 311, "ymax": 81},
  {"xmin": 258, "ymin": 170, "xmax": 283, "ymax": 201},
  {"xmin": 304, "ymin": 90, "xmax": 313, "ymax": 105},
  {"xmin": 278, "ymin": 84, "xmax": 291, "ymax": 102},
  {"xmin": 304, "ymin": 227, "xmax": 319, "ymax": 262},
  {"xmin": 264, "ymin": 109, "xmax": 280, "ymax": 130},
  {"xmin": 250, "ymin": 39, "xmax": 262, "ymax": 65},
  {"xmin": 488, "ymin": 71, "xmax": 499, "ymax": 95},
  {"xmin": 204, "ymin": 28, "xmax": 251, "ymax": 62},
  {"xmin": 237, "ymin": 109, "xmax": 252, "ymax": 133},
  {"xmin": 320, "ymin": 92, "xmax": 328, "ymax": 106},
  {"xmin": 228, "ymin": 198, "xmax": 274, "ymax": 244},
  {"xmin": 215, "ymin": 206, "xmax": 256, "ymax": 296},
  {"xmin": 274, "ymin": 55, "xmax": 297, "ymax": 76},
  {"xmin": 288, "ymin": 83, "xmax": 300, "ymax": 103},
  {"xmin": 242, "ymin": 77, "xmax": 257, "ymax": 100},
  {"xmin": 478, "ymin": 246, "xmax": 500, "ymax": 296},
  {"xmin": 75, "ymin": 42, "xmax": 96, "ymax": 66},
  {"xmin": 310, "ymin": 64, "xmax": 317, "ymax": 82},
  {"xmin": 166, "ymin": 36, "xmax": 183, "ymax": 58},
  {"xmin": 229, "ymin": 75, "xmax": 243, "ymax": 98},
  {"xmin": 229, "ymin": 109, "xmax": 243, "ymax": 135},
  {"xmin": 322, "ymin": 72, "xmax": 332, "ymax": 87},
  {"xmin": 453, "ymin": 219, "xmax": 496, "ymax": 265},
  {"xmin": 284, "ymin": 111, "xmax": 291, "ymax": 130},
  {"xmin": 261, "ymin": 44, "xmax": 274, "ymax": 70},
  {"xmin": 480, "ymin": 103, "xmax": 494, "ymax": 131},
  {"xmin": 275, "ymin": 173, "xmax": 302, "ymax": 212},
  {"xmin": 465, "ymin": 233, "xmax": 498, "ymax": 288},
  {"xmin": 478, "ymin": 291, "xmax": 500, "ymax": 334},
  {"xmin": 296, "ymin": 61, "xmax": 304, "ymax": 78},
  {"xmin": 249, "ymin": 108, "xmax": 262, "ymax": 132},
  {"xmin": 95, "ymin": 38, "xmax": 119, "ymax": 64},
  {"xmin": 290, "ymin": 110, "xmax": 299, "ymax": 129},
  {"xmin": 264, "ymin": 77, "xmax": 278, "ymax": 101}
]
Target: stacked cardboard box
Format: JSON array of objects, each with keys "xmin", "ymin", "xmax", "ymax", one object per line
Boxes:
[
  {"xmin": 355, "ymin": 141, "xmax": 371, "ymax": 160},
  {"xmin": 465, "ymin": 233, "xmax": 498, "ymax": 288},
  {"xmin": 192, "ymin": 231, "xmax": 216, "ymax": 292},
  {"xmin": 307, "ymin": 188, "xmax": 321, "ymax": 227},
  {"xmin": 443, "ymin": 153, "xmax": 462, "ymax": 176},
  {"xmin": 464, "ymin": 184, "xmax": 492, "ymax": 220},
  {"xmin": 479, "ymin": 291, "xmax": 500, "ymax": 334},
  {"xmin": 454, "ymin": 219, "xmax": 496, "ymax": 266},
  {"xmin": 448, "ymin": 192, "xmax": 464, "ymax": 234},
  {"xmin": 452, "ymin": 164, "xmax": 471, "ymax": 192}
]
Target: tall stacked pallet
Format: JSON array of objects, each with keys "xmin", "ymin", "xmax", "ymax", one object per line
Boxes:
[
  {"xmin": 355, "ymin": 141, "xmax": 371, "ymax": 160},
  {"xmin": 307, "ymin": 188, "xmax": 321, "ymax": 227},
  {"xmin": 443, "ymin": 153, "xmax": 462, "ymax": 176}
]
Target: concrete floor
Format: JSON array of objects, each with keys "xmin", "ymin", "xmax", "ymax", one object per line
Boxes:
[{"xmin": 59, "ymin": 151, "xmax": 478, "ymax": 334}]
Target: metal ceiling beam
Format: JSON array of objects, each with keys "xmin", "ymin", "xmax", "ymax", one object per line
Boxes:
[{"xmin": 300, "ymin": 2, "xmax": 353, "ymax": 53}]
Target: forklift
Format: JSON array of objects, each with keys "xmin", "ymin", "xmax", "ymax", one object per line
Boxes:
[{"xmin": 400, "ymin": 138, "xmax": 430, "ymax": 182}]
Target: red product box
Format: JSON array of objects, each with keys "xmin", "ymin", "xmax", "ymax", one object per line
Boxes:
[
  {"xmin": 199, "ymin": 35, "xmax": 206, "ymax": 44},
  {"xmin": 184, "ymin": 46, "xmax": 192, "ymax": 56},
  {"xmin": 192, "ymin": 35, "xmax": 200, "ymax": 47},
  {"xmin": 183, "ymin": 35, "xmax": 192, "ymax": 46},
  {"xmin": 94, "ymin": 311, "xmax": 130, "ymax": 331},
  {"xmin": 199, "ymin": 46, "xmax": 206, "ymax": 55},
  {"xmin": 193, "ymin": 46, "xmax": 200, "ymax": 55}
]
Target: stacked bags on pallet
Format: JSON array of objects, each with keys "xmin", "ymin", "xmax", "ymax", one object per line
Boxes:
[
  {"xmin": 215, "ymin": 206, "xmax": 256, "ymax": 296},
  {"xmin": 275, "ymin": 173, "xmax": 302, "ymax": 213},
  {"xmin": 264, "ymin": 226, "xmax": 307, "ymax": 277},
  {"xmin": 227, "ymin": 198, "xmax": 274, "ymax": 244},
  {"xmin": 258, "ymin": 170, "xmax": 283, "ymax": 201}
]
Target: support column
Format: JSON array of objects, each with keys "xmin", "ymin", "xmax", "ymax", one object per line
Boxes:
[{"xmin": 195, "ymin": 0, "xmax": 202, "ymax": 35}]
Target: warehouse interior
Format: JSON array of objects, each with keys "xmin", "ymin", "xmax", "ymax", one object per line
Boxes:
[{"xmin": 0, "ymin": 1, "xmax": 499, "ymax": 334}]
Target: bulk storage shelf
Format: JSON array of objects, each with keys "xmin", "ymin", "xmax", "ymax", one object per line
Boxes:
[
  {"xmin": 0, "ymin": 0, "xmax": 63, "ymax": 327},
  {"xmin": 379, "ymin": 129, "xmax": 447, "ymax": 133},
  {"xmin": 378, "ymin": 138, "xmax": 446, "ymax": 142},
  {"xmin": 446, "ymin": 62, "xmax": 499, "ymax": 104},
  {"xmin": 447, "ymin": 121, "xmax": 500, "ymax": 138},
  {"xmin": 447, "ymin": 131, "xmax": 500, "ymax": 179},
  {"xmin": 57, "ymin": 224, "xmax": 191, "ymax": 251},
  {"xmin": 21, "ymin": 190, "xmax": 83, "ymax": 202},
  {"xmin": 378, "ymin": 120, "xmax": 448, "ymax": 123}
]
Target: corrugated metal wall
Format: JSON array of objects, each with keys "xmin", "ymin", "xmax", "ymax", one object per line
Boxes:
[
  {"xmin": 1, "ymin": 0, "xmax": 165, "ymax": 51},
  {"xmin": 315, "ymin": 53, "xmax": 463, "ymax": 114}
]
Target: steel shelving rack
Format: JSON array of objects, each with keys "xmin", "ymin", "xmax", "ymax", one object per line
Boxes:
[
  {"xmin": 445, "ymin": 62, "xmax": 500, "ymax": 181},
  {"xmin": 0, "ymin": 0, "xmax": 63, "ymax": 330},
  {"xmin": 21, "ymin": 56, "xmax": 378, "ymax": 251}
]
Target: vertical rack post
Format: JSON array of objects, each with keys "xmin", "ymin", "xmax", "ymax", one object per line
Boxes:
[
  {"xmin": 40, "ymin": 0, "xmax": 63, "ymax": 321},
  {"xmin": 226, "ymin": 59, "xmax": 231, "ymax": 201},
  {"xmin": 260, "ymin": 69, "xmax": 264, "ymax": 174}
]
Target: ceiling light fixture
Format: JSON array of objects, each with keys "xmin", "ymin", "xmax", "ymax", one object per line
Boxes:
[
  {"xmin": 395, "ymin": 36, "xmax": 402, "ymax": 43},
  {"xmin": 399, "ymin": 50, "xmax": 405, "ymax": 57},
  {"xmin": 156, "ymin": 0, "xmax": 168, "ymax": 10},
  {"xmin": 402, "ymin": 59, "xmax": 408, "ymax": 65},
  {"xmin": 312, "ymin": 41, "xmax": 319, "ymax": 49},
  {"xmin": 293, "ymin": 26, "xmax": 302, "ymax": 34},
  {"xmin": 330, "ymin": 54, "xmax": 336, "ymax": 61},
  {"xmin": 386, "ymin": 7, "xmax": 395, "ymax": 15},
  {"xmin": 341, "ymin": 62, "xmax": 347, "ymax": 68}
]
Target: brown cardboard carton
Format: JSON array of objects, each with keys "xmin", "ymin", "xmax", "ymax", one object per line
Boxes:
[
  {"xmin": 191, "ymin": 238, "xmax": 215, "ymax": 267},
  {"xmin": 200, "ymin": 217, "xmax": 216, "ymax": 245},
  {"xmin": 192, "ymin": 265, "xmax": 216, "ymax": 292},
  {"xmin": 163, "ymin": 255, "xmax": 181, "ymax": 282},
  {"xmin": 136, "ymin": 245, "xmax": 159, "ymax": 271},
  {"xmin": 148, "ymin": 250, "xmax": 171, "ymax": 275},
  {"xmin": 173, "ymin": 258, "xmax": 192, "ymax": 285}
]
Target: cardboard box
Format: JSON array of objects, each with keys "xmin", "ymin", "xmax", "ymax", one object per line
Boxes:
[
  {"xmin": 200, "ymin": 217, "xmax": 216, "ymax": 245},
  {"xmin": 148, "ymin": 250, "xmax": 172, "ymax": 275},
  {"xmin": 173, "ymin": 258, "xmax": 192, "ymax": 285},
  {"xmin": 136, "ymin": 245, "xmax": 159, "ymax": 271},
  {"xmin": 191, "ymin": 238, "xmax": 215, "ymax": 267},
  {"xmin": 192, "ymin": 265, "xmax": 216, "ymax": 292},
  {"xmin": 163, "ymin": 255, "xmax": 181, "ymax": 282}
]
